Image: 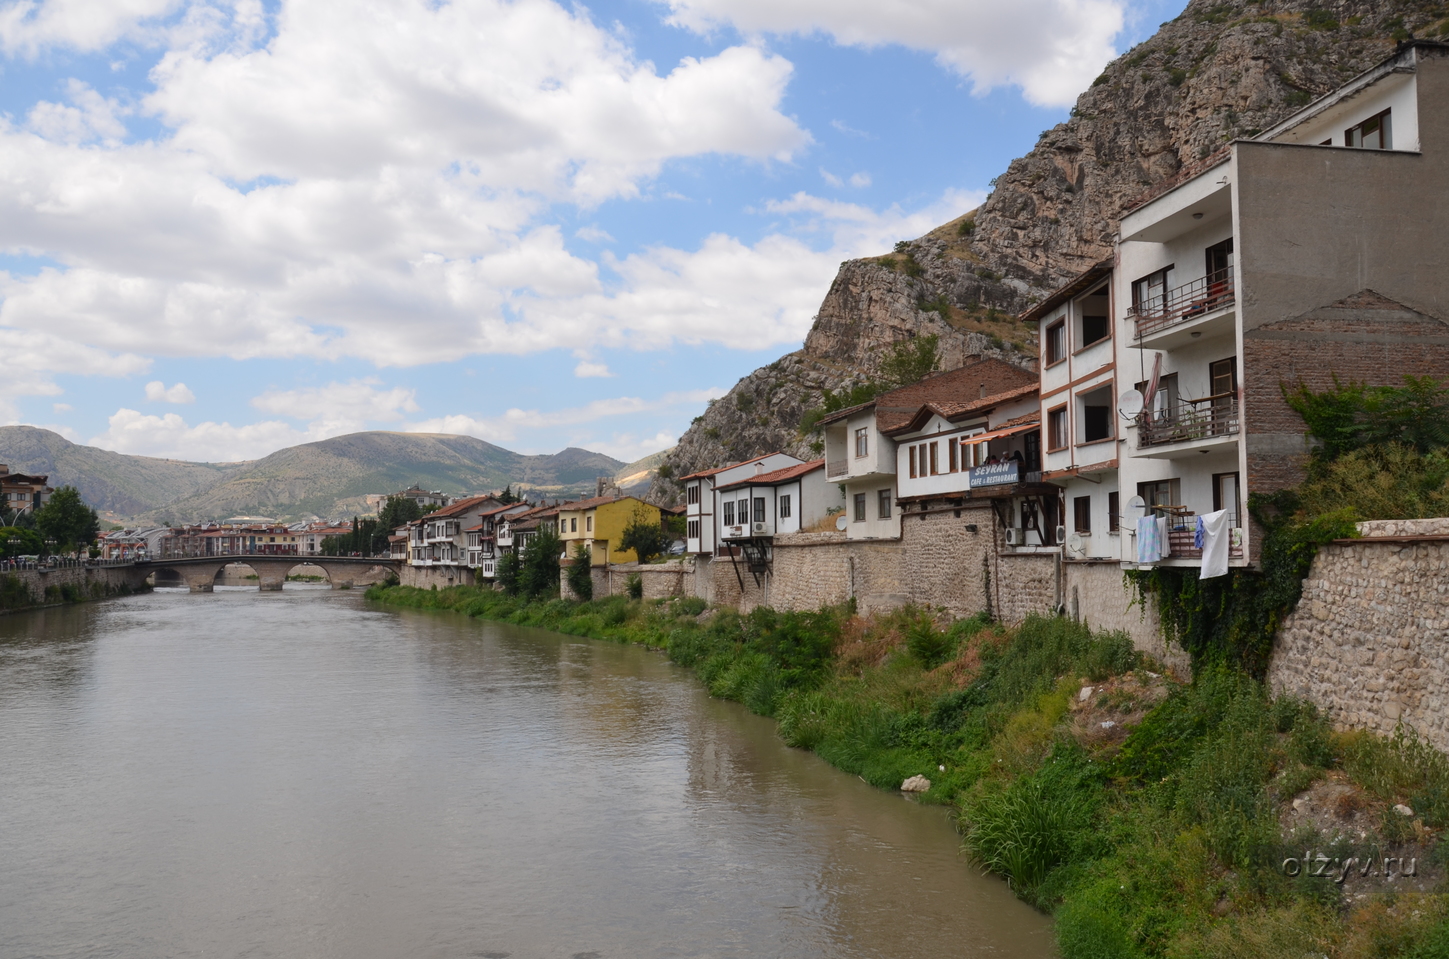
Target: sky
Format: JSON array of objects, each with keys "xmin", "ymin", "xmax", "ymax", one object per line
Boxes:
[{"xmin": 0, "ymin": 0, "xmax": 1189, "ymax": 465}]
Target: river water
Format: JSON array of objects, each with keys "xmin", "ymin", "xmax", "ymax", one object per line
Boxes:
[{"xmin": 0, "ymin": 587, "xmax": 1054, "ymax": 959}]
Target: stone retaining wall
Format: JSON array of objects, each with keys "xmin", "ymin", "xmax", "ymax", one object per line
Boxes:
[
  {"xmin": 400, "ymin": 564, "xmax": 475, "ymax": 590},
  {"xmin": 1062, "ymin": 560, "xmax": 1188, "ymax": 672},
  {"xmin": 1269, "ymin": 518, "xmax": 1449, "ymax": 752},
  {"xmin": 2, "ymin": 564, "xmax": 151, "ymax": 611}
]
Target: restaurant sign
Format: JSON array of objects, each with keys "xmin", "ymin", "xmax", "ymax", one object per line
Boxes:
[{"xmin": 968, "ymin": 462, "xmax": 1019, "ymax": 488}]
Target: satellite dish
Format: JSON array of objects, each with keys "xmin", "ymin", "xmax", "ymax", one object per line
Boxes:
[
  {"xmin": 835, "ymin": 515, "xmax": 849, "ymax": 531},
  {"xmin": 1067, "ymin": 532, "xmax": 1085, "ymax": 555},
  {"xmin": 1117, "ymin": 389, "xmax": 1145, "ymax": 419},
  {"xmin": 1124, "ymin": 495, "xmax": 1147, "ymax": 523}
]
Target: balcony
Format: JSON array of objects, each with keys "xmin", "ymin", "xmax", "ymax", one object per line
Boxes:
[
  {"xmin": 1129, "ymin": 268, "xmax": 1235, "ymax": 349},
  {"xmin": 1161, "ymin": 513, "xmax": 1244, "ymax": 562},
  {"xmin": 826, "ymin": 456, "xmax": 849, "ymax": 480},
  {"xmin": 1137, "ymin": 394, "xmax": 1239, "ymax": 457}
]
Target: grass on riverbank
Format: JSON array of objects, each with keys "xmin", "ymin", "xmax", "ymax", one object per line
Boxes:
[{"xmin": 367, "ymin": 584, "xmax": 1449, "ymax": 958}]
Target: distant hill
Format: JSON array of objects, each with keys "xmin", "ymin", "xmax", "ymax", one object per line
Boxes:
[
  {"xmin": 0, "ymin": 426, "xmax": 243, "ymax": 517},
  {"xmin": 131, "ymin": 431, "xmax": 628, "ymax": 523},
  {"xmin": 614, "ymin": 448, "xmax": 673, "ymax": 497}
]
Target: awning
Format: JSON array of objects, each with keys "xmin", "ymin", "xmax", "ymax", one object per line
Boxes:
[{"xmin": 958, "ymin": 421, "xmax": 1040, "ymax": 445}]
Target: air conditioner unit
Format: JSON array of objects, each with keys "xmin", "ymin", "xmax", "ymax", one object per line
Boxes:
[
  {"xmin": 1005, "ymin": 528, "xmax": 1025, "ymax": 546},
  {"xmin": 1055, "ymin": 525, "xmax": 1067, "ymax": 545},
  {"xmin": 752, "ymin": 522, "xmax": 768, "ymax": 534}
]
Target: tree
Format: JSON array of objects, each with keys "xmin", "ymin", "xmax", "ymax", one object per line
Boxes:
[
  {"xmin": 1285, "ymin": 374, "xmax": 1449, "ymax": 462},
  {"xmin": 518, "ymin": 527, "xmax": 562, "ymax": 600},
  {"xmin": 616, "ymin": 505, "xmax": 668, "ymax": 563},
  {"xmin": 498, "ymin": 485, "xmax": 519, "ymax": 505},
  {"xmin": 495, "ymin": 549, "xmax": 520, "ymax": 595},
  {"xmin": 34, "ymin": 487, "xmax": 99, "ymax": 554},
  {"xmin": 0, "ymin": 526, "xmax": 43, "ymax": 558},
  {"xmin": 376, "ymin": 495, "xmax": 422, "ymax": 534},
  {"xmin": 802, "ymin": 335, "xmax": 941, "ymax": 434},
  {"xmin": 566, "ymin": 543, "xmax": 593, "ymax": 600}
]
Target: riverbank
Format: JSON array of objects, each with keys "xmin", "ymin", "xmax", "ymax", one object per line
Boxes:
[
  {"xmin": 368, "ymin": 583, "xmax": 1449, "ymax": 957},
  {"xmin": 1, "ymin": 568, "xmax": 150, "ymax": 614}
]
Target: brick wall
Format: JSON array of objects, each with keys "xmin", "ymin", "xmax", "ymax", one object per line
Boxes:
[{"xmin": 1268, "ymin": 518, "xmax": 1449, "ymax": 753}]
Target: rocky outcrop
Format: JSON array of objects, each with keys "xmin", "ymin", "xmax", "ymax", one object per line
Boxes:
[{"xmin": 654, "ymin": 0, "xmax": 1436, "ymax": 501}]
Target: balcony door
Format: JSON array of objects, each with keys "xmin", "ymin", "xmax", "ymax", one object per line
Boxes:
[
  {"xmin": 1205, "ymin": 238, "xmax": 1233, "ymax": 312},
  {"xmin": 1210, "ymin": 357, "xmax": 1237, "ymax": 434}
]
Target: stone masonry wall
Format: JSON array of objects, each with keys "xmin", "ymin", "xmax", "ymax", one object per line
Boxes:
[
  {"xmin": 1063, "ymin": 560, "xmax": 1190, "ymax": 674},
  {"xmin": 1269, "ymin": 518, "xmax": 1449, "ymax": 753},
  {"xmin": 400, "ymin": 564, "xmax": 475, "ymax": 590},
  {"xmin": 565, "ymin": 560, "xmax": 697, "ymax": 601},
  {"xmin": 3, "ymin": 564, "xmax": 151, "ymax": 609}
]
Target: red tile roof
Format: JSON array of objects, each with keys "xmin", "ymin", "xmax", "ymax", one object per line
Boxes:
[
  {"xmin": 427, "ymin": 495, "xmax": 499, "ymax": 518},
  {"xmin": 716, "ymin": 459, "xmax": 824, "ymax": 491},
  {"xmin": 817, "ymin": 358, "xmax": 1038, "ymax": 434},
  {"xmin": 679, "ymin": 452, "xmax": 784, "ymax": 481}
]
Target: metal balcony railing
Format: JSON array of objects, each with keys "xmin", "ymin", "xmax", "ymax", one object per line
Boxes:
[
  {"xmin": 1130, "ymin": 267, "xmax": 1234, "ymax": 338},
  {"xmin": 1138, "ymin": 393, "xmax": 1240, "ymax": 448}
]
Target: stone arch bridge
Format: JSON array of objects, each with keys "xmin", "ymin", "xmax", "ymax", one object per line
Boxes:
[{"xmin": 145, "ymin": 556, "xmax": 400, "ymax": 592}]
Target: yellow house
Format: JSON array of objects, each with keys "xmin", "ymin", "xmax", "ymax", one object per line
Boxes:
[{"xmin": 557, "ymin": 495, "xmax": 661, "ymax": 566}]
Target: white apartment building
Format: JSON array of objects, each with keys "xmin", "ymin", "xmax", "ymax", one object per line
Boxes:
[{"xmin": 681, "ymin": 452, "xmax": 804, "ymax": 555}]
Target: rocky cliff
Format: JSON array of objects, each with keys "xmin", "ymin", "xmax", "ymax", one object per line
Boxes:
[{"xmin": 654, "ymin": 0, "xmax": 1438, "ymax": 500}]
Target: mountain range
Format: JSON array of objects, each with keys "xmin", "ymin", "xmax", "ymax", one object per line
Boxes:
[{"xmin": 0, "ymin": 426, "xmax": 653, "ymax": 524}]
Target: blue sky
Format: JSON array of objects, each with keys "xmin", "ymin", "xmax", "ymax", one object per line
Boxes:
[{"xmin": 0, "ymin": 0, "xmax": 1187, "ymax": 464}]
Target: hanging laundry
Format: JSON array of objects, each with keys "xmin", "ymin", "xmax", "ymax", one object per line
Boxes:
[
  {"xmin": 1137, "ymin": 514, "xmax": 1162, "ymax": 564},
  {"xmin": 1199, "ymin": 508, "xmax": 1231, "ymax": 579},
  {"xmin": 1158, "ymin": 514, "xmax": 1171, "ymax": 558},
  {"xmin": 1194, "ymin": 515, "xmax": 1205, "ymax": 550}
]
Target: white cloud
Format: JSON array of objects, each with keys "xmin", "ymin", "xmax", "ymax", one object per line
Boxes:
[
  {"xmin": 573, "ymin": 360, "xmax": 613, "ymax": 378},
  {"xmin": 0, "ymin": 0, "xmax": 181, "ymax": 56},
  {"xmin": 91, "ymin": 408, "xmax": 310, "ymax": 461},
  {"xmin": 52, "ymin": 402, "xmax": 72, "ymax": 412},
  {"xmin": 654, "ymin": 0, "xmax": 1125, "ymax": 107},
  {"xmin": 0, "ymin": 0, "xmax": 814, "ymax": 371},
  {"xmin": 820, "ymin": 168, "xmax": 843, "ymax": 187},
  {"xmin": 407, "ymin": 388, "xmax": 721, "ymax": 449},
  {"xmin": 144, "ymin": 380, "xmax": 195, "ymax": 403},
  {"xmin": 849, "ymin": 172, "xmax": 871, "ymax": 188},
  {"xmin": 250, "ymin": 378, "xmax": 420, "ymax": 434},
  {"xmin": 574, "ymin": 225, "xmax": 615, "ymax": 243}
]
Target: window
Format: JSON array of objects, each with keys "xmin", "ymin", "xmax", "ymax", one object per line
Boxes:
[
  {"xmin": 586, "ymin": 516, "xmax": 592, "ymax": 532},
  {"xmin": 909, "ymin": 446, "xmax": 917, "ymax": 478},
  {"xmin": 1137, "ymin": 479, "xmax": 1180, "ymax": 512},
  {"xmin": 1346, "ymin": 108, "xmax": 1391, "ymax": 150},
  {"xmin": 723, "ymin": 501, "xmax": 734, "ymax": 526},
  {"xmin": 778, "ymin": 494, "xmax": 792, "ymax": 519},
  {"xmin": 854, "ymin": 493, "xmax": 867, "ymax": 522},
  {"xmin": 948, "ymin": 439, "xmax": 958, "ymax": 472},
  {"xmin": 1080, "ymin": 384, "xmax": 1113, "ymax": 444},
  {"xmin": 1132, "ymin": 267, "xmax": 1171, "ymax": 316},
  {"xmin": 1080, "ymin": 313, "xmax": 1109, "ymax": 347},
  {"xmin": 570, "ymin": 517, "xmax": 577, "ymax": 532},
  {"xmin": 686, "ymin": 485, "xmax": 699, "ymax": 505},
  {"xmin": 1108, "ymin": 491, "xmax": 1120, "ymax": 533},
  {"xmin": 753, "ymin": 498, "xmax": 765, "ymax": 523},
  {"xmin": 878, "ymin": 489, "xmax": 892, "ymax": 519},
  {"xmin": 929, "ymin": 442, "xmax": 939, "ymax": 475},
  {"xmin": 1213, "ymin": 472, "xmax": 1241, "ymax": 528},
  {"xmin": 1206, "ymin": 238, "xmax": 1234, "ymax": 285},
  {"xmin": 1045, "ymin": 321, "xmax": 1067, "ymax": 365},
  {"xmin": 1047, "ymin": 406, "xmax": 1068, "ymax": 451},
  {"xmin": 855, "ymin": 428, "xmax": 869, "ymax": 458},
  {"xmin": 688, "ymin": 519, "xmax": 700, "ymax": 539},
  {"xmin": 1074, "ymin": 496, "xmax": 1092, "ymax": 534}
]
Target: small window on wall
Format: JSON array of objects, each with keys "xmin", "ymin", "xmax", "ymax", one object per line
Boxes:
[
  {"xmin": 686, "ymin": 485, "xmax": 699, "ymax": 505},
  {"xmin": 948, "ymin": 439, "xmax": 958, "ymax": 473},
  {"xmin": 1074, "ymin": 496, "xmax": 1091, "ymax": 534},
  {"xmin": 570, "ymin": 518, "xmax": 578, "ymax": 532},
  {"xmin": 878, "ymin": 489, "xmax": 892, "ymax": 519},
  {"xmin": 1346, "ymin": 109, "xmax": 1391, "ymax": 150},
  {"xmin": 854, "ymin": 493, "xmax": 867, "ymax": 522},
  {"xmin": 586, "ymin": 516, "xmax": 592, "ymax": 532},
  {"xmin": 1047, "ymin": 406, "xmax": 1068, "ymax": 451},
  {"xmin": 855, "ymin": 428, "xmax": 869, "ymax": 458},
  {"xmin": 1078, "ymin": 286, "xmax": 1110, "ymax": 347},
  {"xmin": 1108, "ymin": 491, "xmax": 1120, "ymax": 532},
  {"xmin": 779, "ymin": 494, "xmax": 792, "ymax": 518},
  {"xmin": 1132, "ymin": 267, "xmax": 1171, "ymax": 316},
  {"xmin": 929, "ymin": 442, "xmax": 940, "ymax": 475},
  {"xmin": 753, "ymin": 498, "xmax": 765, "ymax": 523},
  {"xmin": 1045, "ymin": 321, "xmax": 1067, "ymax": 365},
  {"xmin": 723, "ymin": 502, "xmax": 734, "ymax": 526},
  {"xmin": 909, "ymin": 446, "xmax": 918, "ymax": 478},
  {"xmin": 688, "ymin": 520, "xmax": 700, "ymax": 539},
  {"xmin": 1080, "ymin": 314, "xmax": 1109, "ymax": 347}
]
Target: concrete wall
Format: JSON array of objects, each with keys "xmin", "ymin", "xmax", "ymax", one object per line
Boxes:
[
  {"xmin": 3, "ymin": 564, "xmax": 151, "ymax": 610},
  {"xmin": 400, "ymin": 564, "xmax": 475, "ymax": 590},
  {"xmin": 1269, "ymin": 518, "xmax": 1449, "ymax": 753}
]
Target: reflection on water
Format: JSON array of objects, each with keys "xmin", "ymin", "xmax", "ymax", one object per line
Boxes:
[{"xmin": 0, "ymin": 588, "xmax": 1054, "ymax": 959}]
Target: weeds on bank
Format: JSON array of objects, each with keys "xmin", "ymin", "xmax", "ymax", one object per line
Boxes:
[{"xmin": 367, "ymin": 583, "xmax": 1449, "ymax": 958}]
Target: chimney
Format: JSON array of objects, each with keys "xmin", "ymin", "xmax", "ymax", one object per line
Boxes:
[{"xmin": 979, "ymin": 383, "xmax": 987, "ymax": 399}]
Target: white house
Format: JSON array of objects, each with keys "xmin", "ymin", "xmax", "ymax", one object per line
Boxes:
[
  {"xmin": 681, "ymin": 452, "xmax": 805, "ymax": 555},
  {"xmin": 712, "ymin": 459, "xmax": 841, "ymax": 543}
]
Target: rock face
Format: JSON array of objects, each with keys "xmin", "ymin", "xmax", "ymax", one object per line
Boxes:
[{"xmin": 654, "ymin": 0, "xmax": 1434, "ymax": 500}]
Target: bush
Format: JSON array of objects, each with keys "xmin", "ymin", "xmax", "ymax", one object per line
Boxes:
[
  {"xmin": 566, "ymin": 545, "xmax": 593, "ymax": 601},
  {"xmin": 625, "ymin": 573, "xmax": 643, "ymax": 600}
]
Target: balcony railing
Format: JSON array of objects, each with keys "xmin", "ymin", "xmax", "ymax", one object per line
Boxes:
[
  {"xmin": 1138, "ymin": 393, "xmax": 1239, "ymax": 448},
  {"xmin": 1130, "ymin": 267, "xmax": 1234, "ymax": 338},
  {"xmin": 825, "ymin": 456, "xmax": 848, "ymax": 480},
  {"xmin": 1162, "ymin": 513, "xmax": 1245, "ymax": 560}
]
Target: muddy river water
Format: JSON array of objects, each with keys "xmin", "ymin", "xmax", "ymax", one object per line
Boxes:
[{"xmin": 0, "ymin": 587, "xmax": 1054, "ymax": 958}]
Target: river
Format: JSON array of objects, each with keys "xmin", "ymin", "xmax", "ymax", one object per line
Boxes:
[{"xmin": 0, "ymin": 587, "xmax": 1054, "ymax": 959}]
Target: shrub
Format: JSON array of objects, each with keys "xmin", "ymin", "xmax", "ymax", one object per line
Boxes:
[
  {"xmin": 565, "ymin": 545, "xmax": 593, "ymax": 601},
  {"xmin": 625, "ymin": 573, "xmax": 643, "ymax": 600}
]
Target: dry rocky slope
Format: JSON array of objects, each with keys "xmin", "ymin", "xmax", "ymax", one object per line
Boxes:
[{"xmin": 653, "ymin": 0, "xmax": 1437, "ymax": 501}]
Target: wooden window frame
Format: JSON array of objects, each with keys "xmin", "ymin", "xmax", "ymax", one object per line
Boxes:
[
  {"xmin": 1047, "ymin": 404, "xmax": 1069, "ymax": 452},
  {"xmin": 1346, "ymin": 108, "xmax": 1392, "ymax": 150},
  {"xmin": 778, "ymin": 494, "xmax": 792, "ymax": 519},
  {"xmin": 1073, "ymin": 495, "xmax": 1092, "ymax": 534},
  {"xmin": 1108, "ymin": 491, "xmax": 1119, "ymax": 533},
  {"xmin": 878, "ymin": 488, "xmax": 892, "ymax": 520},
  {"xmin": 1045, "ymin": 320, "xmax": 1067, "ymax": 367},
  {"xmin": 853, "ymin": 492, "xmax": 867, "ymax": 522},
  {"xmin": 854, "ymin": 427, "xmax": 869, "ymax": 458}
]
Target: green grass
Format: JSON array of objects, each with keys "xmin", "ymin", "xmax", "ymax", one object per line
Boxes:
[{"xmin": 367, "ymin": 584, "xmax": 1449, "ymax": 957}]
